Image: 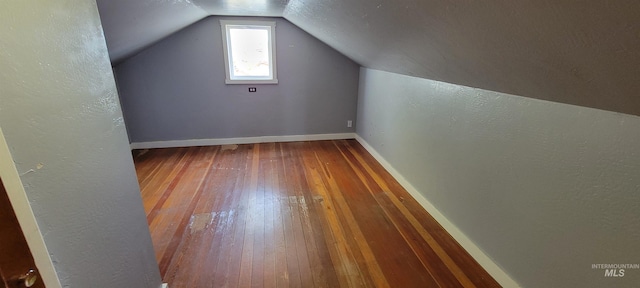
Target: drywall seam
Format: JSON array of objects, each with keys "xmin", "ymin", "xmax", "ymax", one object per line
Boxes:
[
  {"xmin": 0, "ymin": 127, "xmax": 62, "ymax": 288},
  {"xmin": 355, "ymin": 134, "xmax": 521, "ymax": 288},
  {"xmin": 130, "ymin": 133, "xmax": 356, "ymax": 149}
]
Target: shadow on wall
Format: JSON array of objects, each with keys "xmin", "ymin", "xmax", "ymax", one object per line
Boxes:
[{"xmin": 357, "ymin": 68, "xmax": 640, "ymax": 288}]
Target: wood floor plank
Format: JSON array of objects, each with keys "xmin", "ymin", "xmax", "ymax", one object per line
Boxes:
[
  {"xmin": 319, "ymin": 140, "xmax": 442, "ymax": 287},
  {"xmin": 346, "ymin": 141, "xmax": 502, "ymax": 287},
  {"xmin": 134, "ymin": 140, "xmax": 501, "ymax": 288},
  {"xmin": 171, "ymin": 147, "xmax": 236, "ymax": 286},
  {"xmin": 158, "ymin": 146, "xmax": 219, "ymax": 276},
  {"xmin": 339, "ymin": 140, "xmax": 501, "ymax": 288},
  {"xmin": 336, "ymin": 140, "xmax": 474, "ymax": 287},
  {"xmin": 261, "ymin": 143, "xmax": 277, "ymax": 288},
  {"xmin": 335, "ymin": 141, "xmax": 460, "ymax": 287},
  {"xmin": 279, "ymin": 143, "xmax": 305, "ymax": 288},
  {"xmin": 284, "ymin": 143, "xmax": 316, "ymax": 288},
  {"xmin": 143, "ymin": 148, "xmax": 191, "ymax": 221},
  {"xmin": 313, "ymin": 141, "xmax": 392, "ymax": 288},
  {"xmin": 302, "ymin": 146, "xmax": 369, "ymax": 287},
  {"xmin": 196, "ymin": 146, "xmax": 243, "ymax": 287},
  {"xmin": 217, "ymin": 145, "xmax": 252, "ymax": 288},
  {"xmin": 293, "ymin": 144, "xmax": 341, "ymax": 288},
  {"xmin": 270, "ymin": 145, "xmax": 290, "ymax": 288}
]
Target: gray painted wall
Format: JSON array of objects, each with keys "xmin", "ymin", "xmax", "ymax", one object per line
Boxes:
[
  {"xmin": 285, "ymin": 0, "xmax": 640, "ymax": 116},
  {"xmin": 115, "ymin": 16, "xmax": 359, "ymax": 143},
  {"xmin": 96, "ymin": 1, "xmax": 640, "ymax": 115},
  {"xmin": 0, "ymin": 1, "xmax": 162, "ymax": 287},
  {"xmin": 357, "ymin": 68, "xmax": 640, "ymax": 287}
]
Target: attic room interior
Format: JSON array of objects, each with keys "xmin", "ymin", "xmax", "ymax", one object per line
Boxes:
[{"xmin": 1, "ymin": 0, "xmax": 639, "ymax": 287}]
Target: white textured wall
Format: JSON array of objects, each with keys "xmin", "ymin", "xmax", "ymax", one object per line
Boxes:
[
  {"xmin": 357, "ymin": 68, "xmax": 640, "ymax": 287},
  {"xmin": 0, "ymin": 1, "xmax": 162, "ymax": 287}
]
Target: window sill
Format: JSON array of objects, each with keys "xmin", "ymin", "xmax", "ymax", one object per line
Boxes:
[{"xmin": 225, "ymin": 79, "xmax": 279, "ymax": 85}]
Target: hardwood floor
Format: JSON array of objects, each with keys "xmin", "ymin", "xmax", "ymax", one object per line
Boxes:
[{"xmin": 133, "ymin": 140, "xmax": 500, "ymax": 288}]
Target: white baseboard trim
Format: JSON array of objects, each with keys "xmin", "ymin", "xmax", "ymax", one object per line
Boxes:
[
  {"xmin": 355, "ymin": 134, "xmax": 520, "ymax": 288},
  {"xmin": 130, "ymin": 133, "xmax": 356, "ymax": 150}
]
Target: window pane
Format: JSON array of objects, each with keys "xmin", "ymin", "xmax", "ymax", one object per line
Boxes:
[{"xmin": 229, "ymin": 28, "xmax": 270, "ymax": 78}]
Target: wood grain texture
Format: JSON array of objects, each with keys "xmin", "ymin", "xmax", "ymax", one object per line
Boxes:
[
  {"xmin": 0, "ymin": 178, "xmax": 45, "ymax": 288},
  {"xmin": 134, "ymin": 140, "xmax": 501, "ymax": 288}
]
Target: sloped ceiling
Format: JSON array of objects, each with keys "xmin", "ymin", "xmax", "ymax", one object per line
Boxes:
[
  {"xmin": 97, "ymin": 0, "xmax": 640, "ymax": 116},
  {"xmin": 96, "ymin": 0, "xmax": 289, "ymax": 63}
]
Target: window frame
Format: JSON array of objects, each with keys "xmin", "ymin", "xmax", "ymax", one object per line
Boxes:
[{"xmin": 220, "ymin": 20, "xmax": 278, "ymax": 85}]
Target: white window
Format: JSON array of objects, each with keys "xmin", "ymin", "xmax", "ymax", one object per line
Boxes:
[{"xmin": 220, "ymin": 20, "xmax": 278, "ymax": 84}]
